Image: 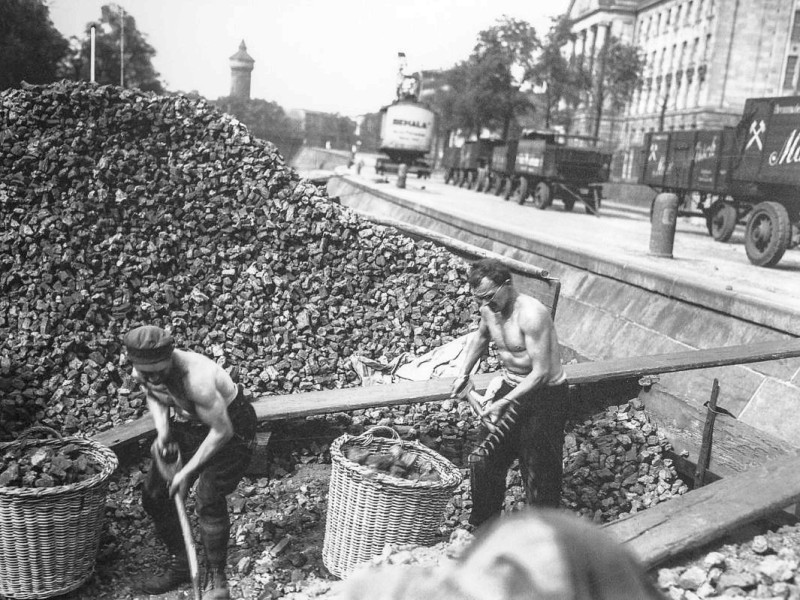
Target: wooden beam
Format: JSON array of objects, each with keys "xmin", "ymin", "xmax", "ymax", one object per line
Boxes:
[
  {"xmin": 92, "ymin": 339, "xmax": 800, "ymax": 454},
  {"xmin": 604, "ymin": 451, "xmax": 800, "ymax": 569}
]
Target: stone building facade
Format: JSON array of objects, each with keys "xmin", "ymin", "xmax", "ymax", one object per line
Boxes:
[{"xmin": 568, "ymin": 0, "xmax": 800, "ymax": 180}]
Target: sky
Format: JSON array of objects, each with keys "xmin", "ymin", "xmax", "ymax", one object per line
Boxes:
[{"xmin": 48, "ymin": 0, "xmax": 572, "ymax": 118}]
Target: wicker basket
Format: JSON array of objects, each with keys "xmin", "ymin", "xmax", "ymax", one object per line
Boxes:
[
  {"xmin": 0, "ymin": 426, "xmax": 119, "ymax": 599},
  {"xmin": 322, "ymin": 426, "xmax": 462, "ymax": 578}
]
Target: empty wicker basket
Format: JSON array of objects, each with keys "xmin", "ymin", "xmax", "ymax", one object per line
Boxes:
[
  {"xmin": 0, "ymin": 426, "xmax": 118, "ymax": 599},
  {"xmin": 322, "ymin": 426, "xmax": 462, "ymax": 579}
]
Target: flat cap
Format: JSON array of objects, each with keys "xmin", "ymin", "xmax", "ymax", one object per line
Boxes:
[{"xmin": 123, "ymin": 325, "xmax": 174, "ymax": 367}]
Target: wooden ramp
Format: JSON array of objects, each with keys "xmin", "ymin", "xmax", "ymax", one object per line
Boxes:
[
  {"xmin": 605, "ymin": 451, "xmax": 800, "ymax": 569},
  {"xmin": 94, "ymin": 339, "xmax": 800, "ymax": 454}
]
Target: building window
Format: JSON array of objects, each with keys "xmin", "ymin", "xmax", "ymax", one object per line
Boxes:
[
  {"xmin": 676, "ymin": 5, "xmax": 682, "ymax": 29},
  {"xmin": 685, "ymin": 1, "xmax": 693, "ymax": 25},
  {"xmin": 784, "ymin": 55, "xmax": 798, "ymax": 90},
  {"xmin": 696, "ymin": 0, "xmax": 704, "ymax": 23},
  {"xmin": 792, "ymin": 10, "xmax": 800, "ymax": 43}
]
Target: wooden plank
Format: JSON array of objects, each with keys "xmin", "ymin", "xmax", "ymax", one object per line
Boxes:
[
  {"xmin": 604, "ymin": 451, "xmax": 800, "ymax": 569},
  {"xmin": 641, "ymin": 385, "xmax": 796, "ymax": 478},
  {"xmin": 92, "ymin": 339, "xmax": 800, "ymax": 453}
]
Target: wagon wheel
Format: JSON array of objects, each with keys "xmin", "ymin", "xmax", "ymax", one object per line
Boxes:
[
  {"xmin": 513, "ymin": 177, "xmax": 530, "ymax": 205},
  {"xmin": 501, "ymin": 176, "xmax": 514, "ymax": 200},
  {"xmin": 471, "ymin": 170, "xmax": 484, "ymax": 191},
  {"xmin": 705, "ymin": 199, "xmax": 738, "ymax": 242},
  {"xmin": 744, "ymin": 201, "xmax": 792, "ymax": 267},
  {"xmin": 531, "ymin": 181, "xmax": 552, "ymax": 209},
  {"xmin": 483, "ymin": 174, "xmax": 496, "ymax": 194}
]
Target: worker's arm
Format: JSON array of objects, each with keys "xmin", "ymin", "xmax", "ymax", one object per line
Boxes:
[
  {"xmin": 168, "ymin": 386, "xmax": 234, "ymax": 497},
  {"xmin": 451, "ymin": 320, "xmax": 491, "ymax": 398}
]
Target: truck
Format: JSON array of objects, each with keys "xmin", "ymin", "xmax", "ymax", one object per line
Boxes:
[
  {"xmin": 444, "ymin": 132, "xmax": 611, "ymax": 214},
  {"xmin": 374, "ymin": 54, "xmax": 435, "ymax": 179},
  {"xmin": 639, "ymin": 95, "xmax": 800, "ymax": 267}
]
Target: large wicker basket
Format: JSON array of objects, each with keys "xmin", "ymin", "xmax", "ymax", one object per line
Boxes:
[
  {"xmin": 0, "ymin": 426, "xmax": 119, "ymax": 599},
  {"xmin": 322, "ymin": 427, "xmax": 462, "ymax": 578}
]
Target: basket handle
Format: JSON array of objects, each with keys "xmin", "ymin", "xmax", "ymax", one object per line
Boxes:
[
  {"xmin": 16, "ymin": 425, "xmax": 64, "ymax": 442},
  {"xmin": 353, "ymin": 425, "xmax": 400, "ymax": 446}
]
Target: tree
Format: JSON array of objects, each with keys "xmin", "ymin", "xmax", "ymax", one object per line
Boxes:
[
  {"xmin": 529, "ymin": 15, "xmax": 588, "ymax": 131},
  {"xmin": 216, "ymin": 96, "xmax": 304, "ymax": 155},
  {"xmin": 62, "ymin": 4, "xmax": 164, "ymax": 93},
  {"xmin": 588, "ymin": 35, "xmax": 644, "ymax": 140},
  {"xmin": 469, "ymin": 16, "xmax": 540, "ymax": 139},
  {"xmin": 0, "ymin": 0, "xmax": 69, "ymax": 91}
]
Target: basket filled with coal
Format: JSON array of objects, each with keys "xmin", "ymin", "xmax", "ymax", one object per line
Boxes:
[{"xmin": 322, "ymin": 426, "xmax": 462, "ymax": 578}]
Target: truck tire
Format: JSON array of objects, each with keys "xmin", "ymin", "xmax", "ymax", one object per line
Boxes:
[
  {"xmin": 706, "ymin": 200, "xmax": 737, "ymax": 242},
  {"xmin": 744, "ymin": 201, "xmax": 792, "ymax": 267},
  {"xmin": 532, "ymin": 181, "xmax": 552, "ymax": 209},
  {"xmin": 501, "ymin": 176, "xmax": 514, "ymax": 200},
  {"xmin": 470, "ymin": 171, "xmax": 483, "ymax": 191},
  {"xmin": 514, "ymin": 177, "xmax": 529, "ymax": 205},
  {"xmin": 489, "ymin": 174, "xmax": 502, "ymax": 195}
]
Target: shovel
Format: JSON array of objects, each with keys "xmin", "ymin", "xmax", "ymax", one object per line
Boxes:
[{"xmin": 151, "ymin": 441, "xmax": 202, "ymax": 600}]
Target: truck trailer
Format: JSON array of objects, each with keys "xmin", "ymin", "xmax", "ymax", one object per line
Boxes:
[{"xmin": 639, "ymin": 95, "xmax": 800, "ymax": 267}]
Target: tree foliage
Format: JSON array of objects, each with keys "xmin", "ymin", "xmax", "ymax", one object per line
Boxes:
[
  {"xmin": 62, "ymin": 4, "xmax": 164, "ymax": 93},
  {"xmin": 0, "ymin": 0, "xmax": 69, "ymax": 91},
  {"xmin": 216, "ymin": 96, "xmax": 304, "ymax": 156},
  {"xmin": 588, "ymin": 35, "xmax": 644, "ymax": 139},
  {"xmin": 528, "ymin": 16, "xmax": 588, "ymax": 131},
  {"xmin": 430, "ymin": 16, "xmax": 540, "ymax": 143}
]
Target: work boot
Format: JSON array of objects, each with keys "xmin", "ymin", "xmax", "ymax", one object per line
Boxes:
[
  {"xmin": 140, "ymin": 553, "xmax": 190, "ymax": 594},
  {"xmin": 204, "ymin": 565, "xmax": 230, "ymax": 599}
]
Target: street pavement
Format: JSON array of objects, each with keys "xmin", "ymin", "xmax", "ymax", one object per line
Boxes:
[{"xmin": 341, "ymin": 170, "xmax": 800, "ymax": 318}]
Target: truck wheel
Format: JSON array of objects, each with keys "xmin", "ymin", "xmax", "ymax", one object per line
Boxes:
[
  {"xmin": 532, "ymin": 181, "xmax": 552, "ymax": 209},
  {"xmin": 514, "ymin": 177, "xmax": 529, "ymax": 205},
  {"xmin": 744, "ymin": 201, "xmax": 792, "ymax": 267},
  {"xmin": 482, "ymin": 174, "xmax": 495, "ymax": 194},
  {"xmin": 470, "ymin": 171, "xmax": 482, "ymax": 191},
  {"xmin": 501, "ymin": 176, "xmax": 514, "ymax": 200},
  {"xmin": 706, "ymin": 200, "xmax": 737, "ymax": 242}
]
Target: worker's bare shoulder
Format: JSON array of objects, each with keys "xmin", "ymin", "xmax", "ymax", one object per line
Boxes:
[{"xmin": 517, "ymin": 293, "xmax": 550, "ymax": 322}]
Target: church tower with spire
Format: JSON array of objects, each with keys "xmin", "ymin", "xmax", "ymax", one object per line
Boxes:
[{"xmin": 229, "ymin": 40, "xmax": 255, "ymax": 100}]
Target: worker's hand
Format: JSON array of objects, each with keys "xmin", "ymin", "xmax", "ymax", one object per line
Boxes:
[
  {"xmin": 480, "ymin": 397, "xmax": 513, "ymax": 425},
  {"xmin": 155, "ymin": 437, "xmax": 180, "ymax": 465},
  {"xmin": 168, "ymin": 467, "xmax": 190, "ymax": 499},
  {"xmin": 450, "ymin": 375, "xmax": 469, "ymax": 399}
]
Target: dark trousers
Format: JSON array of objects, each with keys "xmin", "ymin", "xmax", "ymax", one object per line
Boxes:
[
  {"xmin": 469, "ymin": 381, "xmax": 569, "ymax": 527},
  {"xmin": 142, "ymin": 388, "xmax": 256, "ymax": 564}
]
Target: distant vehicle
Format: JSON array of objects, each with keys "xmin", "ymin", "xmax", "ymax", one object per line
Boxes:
[
  {"xmin": 444, "ymin": 131, "xmax": 611, "ymax": 214},
  {"xmin": 375, "ymin": 155, "xmax": 431, "ymax": 178},
  {"xmin": 639, "ymin": 95, "xmax": 800, "ymax": 267},
  {"xmin": 374, "ymin": 53, "xmax": 436, "ymax": 178}
]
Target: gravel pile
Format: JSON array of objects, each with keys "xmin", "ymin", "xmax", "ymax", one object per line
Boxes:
[{"xmin": 0, "ymin": 80, "xmax": 475, "ymax": 441}]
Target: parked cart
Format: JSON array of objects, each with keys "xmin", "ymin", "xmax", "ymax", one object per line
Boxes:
[
  {"xmin": 488, "ymin": 132, "xmax": 611, "ymax": 214},
  {"xmin": 639, "ymin": 95, "xmax": 800, "ymax": 267}
]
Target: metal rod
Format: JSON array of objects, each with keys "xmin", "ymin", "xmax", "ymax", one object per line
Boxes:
[
  {"xmin": 90, "ymin": 26, "xmax": 96, "ymax": 83},
  {"xmin": 694, "ymin": 378, "xmax": 721, "ymax": 488}
]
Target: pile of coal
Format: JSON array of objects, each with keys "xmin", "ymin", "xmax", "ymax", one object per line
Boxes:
[
  {"xmin": 0, "ymin": 440, "xmax": 101, "ymax": 488},
  {"xmin": 0, "ymin": 80, "xmax": 476, "ymax": 440},
  {"xmin": 344, "ymin": 443, "xmax": 441, "ymax": 482}
]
